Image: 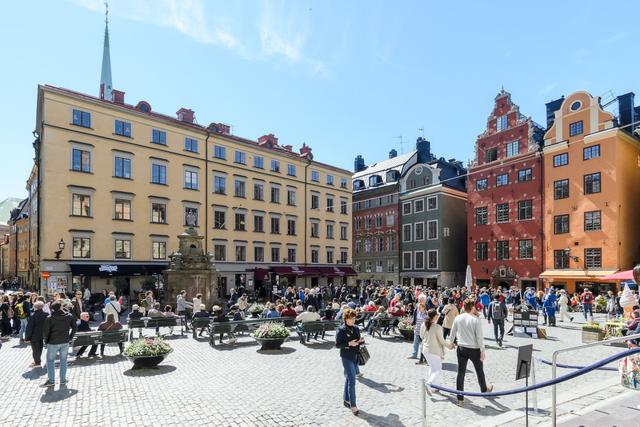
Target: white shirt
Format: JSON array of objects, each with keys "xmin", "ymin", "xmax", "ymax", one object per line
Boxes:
[
  {"xmin": 296, "ymin": 311, "xmax": 320, "ymax": 323},
  {"xmin": 449, "ymin": 312, "xmax": 485, "ymax": 351},
  {"xmin": 104, "ymin": 300, "xmax": 121, "ymax": 318}
]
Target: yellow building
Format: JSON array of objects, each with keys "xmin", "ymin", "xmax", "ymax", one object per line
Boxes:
[
  {"xmin": 540, "ymin": 91, "xmax": 640, "ymax": 294},
  {"xmin": 33, "ymin": 85, "xmax": 353, "ymax": 297}
]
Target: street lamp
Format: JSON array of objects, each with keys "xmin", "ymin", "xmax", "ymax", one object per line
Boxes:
[
  {"xmin": 564, "ymin": 247, "xmax": 579, "ymax": 263},
  {"xmin": 54, "ymin": 238, "xmax": 65, "ymax": 259}
]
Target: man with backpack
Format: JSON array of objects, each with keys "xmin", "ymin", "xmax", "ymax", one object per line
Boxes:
[
  {"xmin": 15, "ymin": 292, "xmax": 31, "ymax": 343},
  {"xmin": 581, "ymin": 289, "xmax": 594, "ymax": 322},
  {"xmin": 487, "ymin": 294, "xmax": 508, "ymax": 347}
]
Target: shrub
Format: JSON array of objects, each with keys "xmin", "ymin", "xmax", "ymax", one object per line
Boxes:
[
  {"xmin": 124, "ymin": 337, "xmax": 172, "ymax": 357},
  {"xmin": 253, "ymin": 322, "xmax": 290, "ymax": 339},
  {"xmin": 248, "ymin": 303, "xmax": 265, "ymax": 313}
]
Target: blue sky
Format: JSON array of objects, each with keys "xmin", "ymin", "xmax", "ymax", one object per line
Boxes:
[{"xmin": 0, "ymin": 0, "xmax": 637, "ymax": 203}]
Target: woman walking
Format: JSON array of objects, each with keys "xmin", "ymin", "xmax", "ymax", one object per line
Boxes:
[
  {"xmin": 335, "ymin": 308, "xmax": 364, "ymax": 415},
  {"xmin": 420, "ymin": 308, "xmax": 454, "ymax": 395}
]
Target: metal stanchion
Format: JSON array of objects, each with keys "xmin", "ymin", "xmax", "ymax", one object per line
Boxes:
[{"xmin": 422, "ymin": 380, "xmax": 428, "ymax": 427}]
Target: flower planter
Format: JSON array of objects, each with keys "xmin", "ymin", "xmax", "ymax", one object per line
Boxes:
[
  {"xmin": 250, "ymin": 312, "xmax": 260, "ymax": 319},
  {"xmin": 399, "ymin": 328, "xmax": 414, "ymax": 341},
  {"xmin": 126, "ymin": 348, "xmax": 172, "ymax": 369},
  {"xmin": 254, "ymin": 337, "xmax": 286, "ymax": 350},
  {"xmin": 581, "ymin": 329, "xmax": 604, "ymax": 343}
]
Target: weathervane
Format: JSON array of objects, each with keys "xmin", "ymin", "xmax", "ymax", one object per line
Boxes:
[{"xmin": 105, "ymin": 1, "xmax": 109, "ymax": 25}]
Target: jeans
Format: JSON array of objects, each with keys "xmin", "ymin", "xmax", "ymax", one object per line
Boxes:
[
  {"xmin": 456, "ymin": 346, "xmax": 488, "ymax": 401},
  {"xmin": 31, "ymin": 339, "xmax": 43, "ymax": 365},
  {"xmin": 583, "ymin": 304, "xmax": 593, "ymax": 321},
  {"xmin": 443, "ymin": 327, "xmax": 451, "ymax": 340},
  {"xmin": 46, "ymin": 343, "xmax": 69, "ymax": 382},
  {"xmin": 19, "ymin": 318, "xmax": 28, "ymax": 339},
  {"xmin": 424, "ymin": 352, "xmax": 442, "ymax": 386},
  {"xmin": 341, "ymin": 357, "xmax": 358, "ymax": 407},
  {"xmin": 411, "ymin": 331, "xmax": 421, "ymax": 358},
  {"xmin": 492, "ymin": 319, "xmax": 505, "ymax": 343}
]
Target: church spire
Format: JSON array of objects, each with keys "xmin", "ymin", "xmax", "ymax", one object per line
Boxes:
[{"xmin": 100, "ymin": 2, "xmax": 113, "ymax": 100}]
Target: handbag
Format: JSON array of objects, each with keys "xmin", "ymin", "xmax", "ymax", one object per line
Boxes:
[{"xmin": 357, "ymin": 345, "xmax": 370, "ymax": 366}]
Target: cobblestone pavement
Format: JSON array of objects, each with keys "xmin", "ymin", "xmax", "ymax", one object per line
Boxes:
[{"xmin": 0, "ymin": 312, "xmax": 630, "ymax": 427}]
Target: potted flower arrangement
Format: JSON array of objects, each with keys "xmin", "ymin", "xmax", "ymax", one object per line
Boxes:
[
  {"xmin": 398, "ymin": 316, "xmax": 414, "ymax": 341},
  {"xmin": 253, "ymin": 322, "xmax": 290, "ymax": 350},
  {"xmin": 124, "ymin": 337, "xmax": 172, "ymax": 369},
  {"xmin": 581, "ymin": 321, "xmax": 604, "ymax": 343},
  {"xmin": 604, "ymin": 320, "xmax": 627, "ymax": 347},
  {"xmin": 248, "ymin": 303, "xmax": 265, "ymax": 318}
]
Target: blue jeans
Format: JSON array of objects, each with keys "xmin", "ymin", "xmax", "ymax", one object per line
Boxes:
[
  {"xmin": 46, "ymin": 343, "xmax": 69, "ymax": 383},
  {"xmin": 19, "ymin": 318, "xmax": 28, "ymax": 339},
  {"xmin": 411, "ymin": 330, "xmax": 421, "ymax": 357},
  {"xmin": 341, "ymin": 357, "xmax": 358, "ymax": 406},
  {"xmin": 583, "ymin": 304, "xmax": 593, "ymax": 321}
]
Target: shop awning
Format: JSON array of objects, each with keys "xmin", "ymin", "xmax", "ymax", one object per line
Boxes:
[
  {"xmin": 539, "ymin": 270, "xmax": 617, "ymax": 280},
  {"xmin": 338, "ymin": 266, "xmax": 357, "ymax": 276},
  {"xmin": 272, "ymin": 266, "xmax": 306, "ymax": 276},
  {"xmin": 68, "ymin": 262, "xmax": 168, "ymax": 277},
  {"xmin": 601, "ymin": 270, "xmax": 634, "ymax": 281},
  {"xmin": 254, "ymin": 268, "xmax": 270, "ymax": 281},
  {"xmin": 400, "ymin": 272, "xmax": 439, "ymax": 279}
]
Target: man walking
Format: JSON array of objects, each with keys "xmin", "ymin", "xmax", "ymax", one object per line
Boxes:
[
  {"xmin": 487, "ymin": 295, "xmax": 507, "ymax": 347},
  {"xmin": 581, "ymin": 288, "xmax": 594, "ymax": 322},
  {"xmin": 176, "ymin": 290, "xmax": 193, "ymax": 332},
  {"xmin": 41, "ymin": 301, "xmax": 76, "ymax": 387},
  {"xmin": 449, "ymin": 299, "xmax": 493, "ymax": 405},
  {"xmin": 25, "ymin": 301, "xmax": 48, "ymax": 368}
]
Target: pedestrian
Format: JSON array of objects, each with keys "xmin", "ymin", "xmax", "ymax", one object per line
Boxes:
[
  {"xmin": 487, "ymin": 294, "xmax": 507, "ymax": 347},
  {"xmin": 420, "ymin": 308, "xmax": 454, "ymax": 395},
  {"xmin": 41, "ymin": 301, "xmax": 77, "ymax": 387},
  {"xmin": 71, "ymin": 291, "xmax": 84, "ymax": 320},
  {"xmin": 15, "ymin": 292, "xmax": 31, "ymax": 342},
  {"xmin": 25, "ymin": 300, "xmax": 48, "ymax": 368},
  {"xmin": 543, "ymin": 289, "xmax": 558, "ymax": 326},
  {"xmin": 176, "ymin": 290, "xmax": 193, "ymax": 332},
  {"xmin": 0, "ymin": 295, "xmax": 13, "ymax": 339},
  {"xmin": 479, "ymin": 289, "xmax": 490, "ymax": 318},
  {"xmin": 449, "ymin": 299, "xmax": 493, "ymax": 405},
  {"xmin": 104, "ymin": 294, "xmax": 121, "ymax": 321},
  {"xmin": 408, "ymin": 302, "xmax": 427, "ymax": 362},
  {"xmin": 442, "ymin": 298, "xmax": 459, "ymax": 340},
  {"xmin": 557, "ymin": 290, "xmax": 574, "ymax": 323},
  {"xmin": 335, "ymin": 308, "xmax": 364, "ymax": 416},
  {"xmin": 581, "ymin": 288, "xmax": 594, "ymax": 321}
]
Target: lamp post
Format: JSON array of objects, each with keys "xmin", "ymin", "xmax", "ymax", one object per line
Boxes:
[
  {"xmin": 564, "ymin": 247, "xmax": 580, "ymax": 263},
  {"xmin": 54, "ymin": 238, "xmax": 65, "ymax": 259}
]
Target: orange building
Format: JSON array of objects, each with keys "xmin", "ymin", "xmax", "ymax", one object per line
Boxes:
[{"xmin": 540, "ymin": 91, "xmax": 640, "ymax": 295}]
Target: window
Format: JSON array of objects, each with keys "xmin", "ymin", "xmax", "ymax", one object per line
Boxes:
[
  {"xmin": 475, "ymin": 207, "xmax": 488, "ymax": 225},
  {"xmin": 287, "ymin": 164, "xmax": 296, "ymax": 176},
  {"xmin": 235, "ymin": 245, "xmax": 246, "ymax": 262},
  {"xmin": 386, "ymin": 214, "xmax": 394, "ymax": 226},
  {"xmin": 310, "ymin": 222, "xmax": 319, "ymax": 238},
  {"xmin": 184, "ymin": 207, "xmax": 198, "ymax": 226},
  {"xmin": 340, "ymin": 224, "xmax": 348, "ymax": 240},
  {"xmin": 311, "ymin": 249, "xmax": 319, "ymax": 263},
  {"xmin": 270, "ymin": 187, "xmax": 280, "ymax": 203},
  {"xmin": 365, "ymin": 218, "xmax": 372, "ymax": 229},
  {"xmin": 115, "ymin": 239, "xmax": 131, "ymax": 259},
  {"xmin": 554, "ymin": 214, "xmax": 569, "ymax": 234},
  {"xmin": 518, "ymin": 168, "xmax": 532, "ymax": 182},
  {"xmin": 327, "ymin": 175, "xmax": 334, "ymax": 186},
  {"xmin": 427, "ymin": 220, "xmax": 438, "ymax": 240},
  {"xmin": 254, "ymin": 156, "xmax": 264, "ymax": 169},
  {"xmin": 402, "ymin": 202, "xmax": 412, "ymax": 215},
  {"xmin": 496, "ymin": 240, "xmax": 509, "ymax": 260},
  {"xmin": 496, "ymin": 203, "xmax": 509, "ymax": 223},
  {"xmin": 287, "ymin": 189, "xmax": 296, "ymax": 206},
  {"xmin": 287, "ymin": 219, "xmax": 296, "ymax": 236},
  {"xmin": 72, "ymin": 149, "xmax": 91, "ymax": 172},
  {"xmin": 72, "ymin": 237, "xmax": 91, "ymax": 258},
  {"xmin": 414, "ymin": 199, "xmax": 424, "ymax": 213},
  {"xmin": 151, "ymin": 203, "xmax": 167, "ymax": 224},
  {"xmin": 184, "ymin": 138, "xmax": 198, "ymax": 152},
  {"xmin": 115, "ymin": 120, "xmax": 131, "ymax": 137},
  {"xmin": 254, "ymin": 183, "xmax": 264, "ymax": 201},
  {"xmin": 415, "ymin": 251, "xmax": 425, "ymax": 269},
  {"xmin": 584, "ymin": 248, "xmax": 602, "ymax": 268},
  {"xmin": 475, "ymin": 242, "xmax": 488, "ymax": 261},
  {"xmin": 476, "ymin": 178, "xmax": 488, "ymax": 190},
  {"xmin": 214, "ymin": 146, "xmax": 226, "ymax": 160},
  {"xmin": 584, "ymin": 173, "xmax": 601, "ymax": 194},
  {"xmin": 282, "ymin": 247, "xmax": 295, "ymax": 263},
  {"xmin": 152, "ymin": 129, "xmax": 166, "ymax": 145},
  {"xmin": 326, "ymin": 197, "xmax": 334, "ymax": 212},
  {"xmin": 214, "ymin": 244, "xmax": 226, "ymax": 261},
  {"xmin": 271, "ymin": 247, "xmax": 280, "ymax": 263},
  {"xmin": 214, "ymin": 176, "xmax": 226, "ymax": 194},
  {"xmin": 114, "ymin": 199, "xmax": 131, "ymax": 220},
  {"xmin": 427, "ymin": 250, "xmax": 438, "ymax": 269},
  {"xmin": 584, "ymin": 210, "xmax": 601, "ymax": 231},
  {"xmin": 326, "ymin": 223, "xmax": 334, "ymax": 239},
  {"xmin": 234, "ymin": 180, "xmax": 246, "ymax": 198},
  {"xmin": 554, "ymin": 179, "xmax": 569, "ymax": 199},
  {"xmin": 415, "ymin": 222, "xmax": 424, "ymax": 241},
  {"xmin": 553, "ymin": 153, "xmax": 568, "ymax": 167},
  {"xmin": 496, "ymin": 115, "xmax": 508, "ymax": 132},
  {"xmin": 234, "ymin": 151, "xmax": 246, "ymax": 165},
  {"xmin": 485, "ymin": 148, "xmax": 498, "ymax": 163},
  {"xmin": 311, "ymin": 170, "xmax": 320, "ymax": 182},
  {"xmin": 72, "ymin": 194, "xmax": 91, "ymax": 217},
  {"xmin": 569, "ymin": 120, "xmax": 584, "ymax": 137},
  {"xmin": 72, "ymin": 109, "xmax": 91, "ymax": 128},
  {"xmin": 270, "ymin": 217, "xmax": 280, "ymax": 234},
  {"xmin": 271, "ymin": 160, "xmax": 280, "ymax": 172},
  {"xmin": 506, "ymin": 141, "xmax": 519, "ymax": 157},
  {"xmin": 340, "ymin": 200, "xmax": 348, "ymax": 214},
  {"xmin": 184, "ymin": 170, "xmax": 198, "ymax": 190},
  {"xmin": 340, "ymin": 250, "xmax": 348, "ymax": 264},
  {"xmin": 386, "ymin": 235, "xmax": 395, "ymax": 252},
  {"xmin": 518, "ymin": 200, "xmax": 533, "ymax": 220},
  {"xmin": 152, "ymin": 241, "xmax": 167, "ymax": 259},
  {"xmin": 214, "ymin": 211, "xmax": 225, "ymax": 229},
  {"xmin": 402, "ymin": 252, "xmax": 412, "ymax": 270},
  {"xmin": 235, "ymin": 213, "xmax": 246, "ymax": 231},
  {"xmin": 340, "ymin": 178, "xmax": 348, "ymax": 189},
  {"xmin": 151, "ymin": 164, "xmax": 167, "ymax": 184},
  {"xmin": 403, "ymin": 224, "xmax": 412, "ymax": 242},
  {"xmin": 375, "ymin": 215, "xmax": 383, "ymax": 227},
  {"xmin": 326, "ymin": 249, "xmax": 334, "ymax": 264},
  {"xmin": 311, "ymin": 194, "xmax": 319, "ymax": 209},
  {"xmin": 427, "ymin": 196, "xmax": 437, "ymax": 210},
  {"xmin": 583, "ymin": 145, "xmax": 600, "ymax": 160},
  {"xmin": 254, "ymin": 247, "xmax": 264, "ymax": 262},
  {"xmin": 554, "ymin": 249, "xmax": 569, "ymax": 269},
  {"xmin": 496, "ymin": 173, "xmax": 509, "ymax": 187},
  {"xmin": 254, "ymin": 215, "xmax": 264, "ymax": 232},
  {"xmin": 518, "ymin": 240, "xmax": 533, "ymax": 259},
  {"xmin": 114, "ymin": 157, "xmax": 131, "ymax": 178}
]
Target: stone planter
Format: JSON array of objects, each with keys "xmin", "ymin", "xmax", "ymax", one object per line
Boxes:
[
  {"xmin": 126, "ymin": 349, "xmax": 173, "ymax": 369},
  {"xmin": 399, "ymin": 328, "xmax": 414, "ymax": 341},
  {"xmin": 581, "ymin": 329, "xmax": 604, "ymax": 343},
  {"xmin": 254, "ymin": 336, "xmax": 287, "ymax": 350}
]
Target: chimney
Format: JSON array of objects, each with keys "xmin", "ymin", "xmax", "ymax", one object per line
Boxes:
[
  {"xmin": 545, "ymin": 96, "xmax": 565, "ymax": 129},
  {"xmin": 299, "ymin": 143, "xmax": 314, "ymax": 160},
  {"xmin": 617, "ymin": 92, "xmax": 636, "ymax": 133},
  {"xmin": 177, "ymin": 108, "xmax": 195, "ymax": 123},
  {"xmin": 389, "ymin": 149, "xmax": 397, "ymax": 159},
  {"xmin": 416, "ymin": 137, "xmax": 432, "ymax": 163},
  {"xmin": 112, "ymin": 89, "xmax": 125, "ymax": 104},
  {"xmin": 258, "ymin": 134, "xmax": 278, "ymax": 148},
  {"xmin": 354, "ymin": 155, "xmax": 365, "ymax": 173},
  {"xmin": 209, "ymin": 123, "xmax": 231, "ymax": 135}
]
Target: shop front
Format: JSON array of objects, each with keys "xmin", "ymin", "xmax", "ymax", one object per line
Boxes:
[
  {"xmin": 67, "ymin": 262, "xmax": 168, "ymax": 295},
  {"xmin": 540, "ymin": 270, "xmax": 618, "ymax": 295}
]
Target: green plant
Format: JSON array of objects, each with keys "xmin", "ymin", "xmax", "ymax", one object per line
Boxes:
[
  {"xmin": 398, "ymin": 316, "xmax": 413, "ymax": 331},
  {"xmin": 124, "ymin": 337, "xmax": 172, "ymax": 357},
  {"xmin": 581, "ymin": 321, "xmax": 601, "ymax": 330},
  {"xmin": 253, "ymin": 322, "xmax": 290, "ymax": 339},
  {"xmin": 248, "ymin": 303, "xmax": 265, "ymax": 313}
]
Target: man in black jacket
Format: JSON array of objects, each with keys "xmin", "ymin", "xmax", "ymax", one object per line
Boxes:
[
  {"xmin": 41, "ymin": 301, "xmax": 76, "ymax": 387},
  {"xmin": 74, "ymin": 312, "xmax": 93, "ymax": 358},
  {"xmin": 25, "ymin": 301, "xmax": 48, "ymax": 368}
]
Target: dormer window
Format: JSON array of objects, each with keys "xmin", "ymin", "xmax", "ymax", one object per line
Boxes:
[
  {"xmin": 386, "ymin": 170, "xmax": 399, "ymax": 182},
  {"xmin": 369, "ymin": 175, "xmax": 383, "ymax": 187},
  {"xmin": 353, "ymin": 179, "xmax": 365, "ymax": 190}
]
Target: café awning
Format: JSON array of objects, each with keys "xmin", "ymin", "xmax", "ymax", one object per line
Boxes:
[{"xmin": 539, "ymin": 270, "xmax": 617, "ymax": 280}]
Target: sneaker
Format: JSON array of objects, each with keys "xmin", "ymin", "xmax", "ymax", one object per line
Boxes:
[
  {"xmin": 33, "ymin": 364, "xmax": 41, "ymax": 368},
  {"xmin": 407, "ymin": 355, "xmax": 418, "ymax": 359},
  {"xmin": 498, "ymin": 340, "xmax": 503, "ymax": 348},
  {"xmin": 40, "ymin": 380, "xmax": 55, "ymax": 388},
  {"xmin": 486, "ymin": 384, "xmax": 494, "ymax": 393},
  {"xmin": 60, "ymin": 379, "xmax": 67, "ymax": 386},
  {"xmin": 356, "ymin": 372, "xmax": 363, "ymax": 378},
  {"xmin": 457, "ymin": 399, "xmax": 464, "ymax": 407}
]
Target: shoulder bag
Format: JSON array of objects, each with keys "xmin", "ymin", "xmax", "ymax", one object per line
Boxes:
[{"xmin": 357, "ymin": 345, "xmax": 370, "ymax": 366}]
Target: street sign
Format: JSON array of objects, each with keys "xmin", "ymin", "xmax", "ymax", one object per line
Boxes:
[
  {"xmin": 41, "ymin": 272, "xmax": 50, "ymax": 279},
  {"xmin": 516, "ymin": 344, "xmax": 533, "ymax": 380}
]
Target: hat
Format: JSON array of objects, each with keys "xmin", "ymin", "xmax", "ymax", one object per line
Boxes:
[{"xmin": 347, "ymin": 301, "xmax": 356, "ymax": 309}]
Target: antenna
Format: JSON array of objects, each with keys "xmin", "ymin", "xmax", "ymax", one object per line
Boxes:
[
  {"xmin": 418, "ymin": 128, "xmax": 425, "ymax": 138},
  {"xmin": 105, "ymin": 1, "xmax": 109, "ymax": 25},
  {"xmin": 395, "ymin": 135, "xmax": 404, "ymax": 154}
]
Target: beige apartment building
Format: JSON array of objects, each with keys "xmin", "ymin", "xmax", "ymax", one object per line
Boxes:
[{"xmin": 33, "ymin": 85, "xmax": 353, "ymax": 297}]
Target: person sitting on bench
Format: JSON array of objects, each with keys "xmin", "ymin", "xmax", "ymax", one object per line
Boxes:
[
  {"xmin": 88, "ymin": 313, "xmax": 123, "ymax": 357},
  {"xmin": 192, "ymin": 304, "xmax": 210, "ymax": 337}
]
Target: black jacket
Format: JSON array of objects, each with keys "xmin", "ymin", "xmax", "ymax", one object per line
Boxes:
[
  {"xmin": 42, "ymin": 310, "xmax": 77, "ymax": 345},
  {"xmin": 335, "ymin": 324, "xmax": 361, "ymax": 361},
  {"xmin": 77, "ymin": 320, "xmax": 92, "ymax": 332},
  {"xmin": 25, "ymin": 309, "xmax": 48, "ymax": 342}
]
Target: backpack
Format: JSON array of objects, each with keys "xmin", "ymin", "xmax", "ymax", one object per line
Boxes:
[
  {"xmin": 584, "ymin": 293, "xmax": 592, "ymax": 303},
  {"xmin": 15, "ymin": 303, "xmax": 27, "ymax": 319},
  {"xmin": 491, "ymin": 301, "xmax": 505, "ymax": 320}
]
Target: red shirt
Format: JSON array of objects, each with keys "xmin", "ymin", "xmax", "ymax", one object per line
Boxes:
[
  {"xmin": 280, "ymin": 308, "xmax": 297, "ymax": 317},
  {"xmin": 581, "ymin": 292, "xmax": 594, "ymax": 305},
  {"xmin": 364, "ymin": 305, "xmax": 377, "ymax": 312}
]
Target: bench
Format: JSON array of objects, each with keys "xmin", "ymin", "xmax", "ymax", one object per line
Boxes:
[
  {"xmin": 191, "ymin": 317, "xmax": 211, "ymax": 338},
  {"xmin": 356, "ymin": 312, "xmax": 373, "ymax": 326},
  {"xmin": 71, "ymin": 330, "xmax": 128, "ymax": 347},
  {"xmin": 127, "ymin": 316, "xmax": 185, "ymax": 339},
  {"xmin": 370, "ymin": 317, "xmax": 399, "ymax": 338},
  {"xmin": 296, "ymin": 320, "xmax": 341, "ymax": 344},
  {"xmin": 209, "ymin": 322, "xmax": 236, "ymax": 346}
]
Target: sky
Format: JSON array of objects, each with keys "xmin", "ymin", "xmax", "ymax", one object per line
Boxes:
[{"xmin": 0, "ymin": 0, "xmax": 638, "ymax": 203}]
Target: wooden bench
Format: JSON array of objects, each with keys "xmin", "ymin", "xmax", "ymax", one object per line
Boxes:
[
  {"xmin": 71, "ymin": 329, "xmax": 128, "ymax": 347},
  {"xmin": 370, "ymin": 317, "xmax": 399, "ymax": 338},
  {"xmin": 191, "ymin": 316, "xmax": 211, "ymax": 338},
  {"xmin": 356, "ymin": 311, "xmax": 373, "ymax": 326},
  {"xmin": 209, "ymin": 322, "xmax": 236, "ymax": 346},
  {"xmin": 127, "ymin": 316, "xmax": 185, "ymax": 339},
  {"xmin": 296, "ymin": 320, "xmax": 341, "ymax": 344}
]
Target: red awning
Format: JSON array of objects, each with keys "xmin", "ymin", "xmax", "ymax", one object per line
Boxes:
[
  {"xmin": 254, "ymin": 268, "xmax": 269, "ymax": 281},
  {"xmin": 601, "ymin": 270, "xmax": 634, "ymax": 281},
  {"xmin": 338, "ymin": 266, "xmax": 358, "ymax": 276},
  {"xmin": 272, "ymin": 266, "xmax": 305, "ymax": 276}
]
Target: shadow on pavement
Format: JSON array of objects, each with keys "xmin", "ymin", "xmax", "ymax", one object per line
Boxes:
[
  {"xmin": 357, "ymin": 377, "xmax": 404, "ymax": 394},
  {"xmin": 40, "ymin": 385, "xmax": 78, "ymax": 403},
  {"xmin": 357, "ymin": 410, "xmax": 406, "ymax": 426},
  {"xmin": 123, "ymin": 364, "xmax": 177, "ymax": 377},
  {"xmin": 22, "ymin": 367, "xmax": 47, "ymax": 380},
  {"xmin": 442, "ymin": 362, "xmax": 471, "ymax": 373},
  {"xmin": 257, "ymin": 347, "xmax": 297, "ymax": 355},
  {"xmin": 299, "ymin": 341, "xmax": 334, "ymax": 350}
]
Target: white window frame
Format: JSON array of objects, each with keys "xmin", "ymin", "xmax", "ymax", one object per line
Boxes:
[
  {"xmin": 496, "ymin": 115, "xmax": 508, "ymax": 132},
  {"xmin": 427, "ymin": 196, "xmax": 438, "ymax": 211},
  {"xmin": 402, "ymin": 224, "xmax": 412, "ymax": 242},
  {"xmin": 414, "ymin": 199, "xmax": 424, "ymax": 213},
  {"xmin": 402, "ymin": 251, "xmax": 412, "ymax": 270},
  {"xmin": 402, "ymin": 202, "xmax": 412, "ymax": 216},
  {"xmin": 414, "ymin": 250, "xmax": 425, "ymax": 270},
  {"xmin": 427, "ymin": 219, "xmax": 438, "ymax": 240},
  {"xmin": 414, "ymin": 221, "xmax": 425, "ymax": 241},
  {"xmin": 427, "ymin": 249, "xmax": 438, "ymax": 269},
  {"xmin": 505, "ymin": 141, "xmax": 519, "ymax": 158}
]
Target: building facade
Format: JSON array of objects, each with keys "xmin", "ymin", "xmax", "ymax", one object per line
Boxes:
[
  {"xmin": 7, "ymin": 199, "xmax": 30, "ymax": 285},
  {"xmin": 467, "ymin": 90, "xmax": 545, "ymax": 289},
  {"xmin": 540, "ymin": 91, "xmax": 640, "ymax": 294}
]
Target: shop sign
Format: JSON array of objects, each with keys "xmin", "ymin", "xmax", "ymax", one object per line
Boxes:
[{"xmin": 98, "ymin": 264, "xmax": 118, "ymax": 273}]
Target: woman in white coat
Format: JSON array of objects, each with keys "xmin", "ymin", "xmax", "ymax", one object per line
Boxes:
[{"xmin": 420, "ymin": 308, "xmax": 454, "ymax": 395}]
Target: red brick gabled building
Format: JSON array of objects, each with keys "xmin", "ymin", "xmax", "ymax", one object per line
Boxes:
[{"xmin": 467, "ymin": 89, "xmax": 545, "ymax": 289}]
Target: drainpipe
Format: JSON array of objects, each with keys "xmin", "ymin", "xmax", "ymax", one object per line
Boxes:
[
  {"xmin": 204, "ymin": 129, "xmax": 211, "ymax": 254},
  {"xmin": 304, "ymin": 158, "xmax": 311, "ymax": 287}
]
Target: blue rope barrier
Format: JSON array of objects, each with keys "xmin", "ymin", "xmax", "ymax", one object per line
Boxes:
[
  {"xmin": 429, "ymin": 347, "xmax": 640, "ymax": 398},
  {"xmin": 537, "ymin": 358, "xmax": 617, "ymax": 372}
]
